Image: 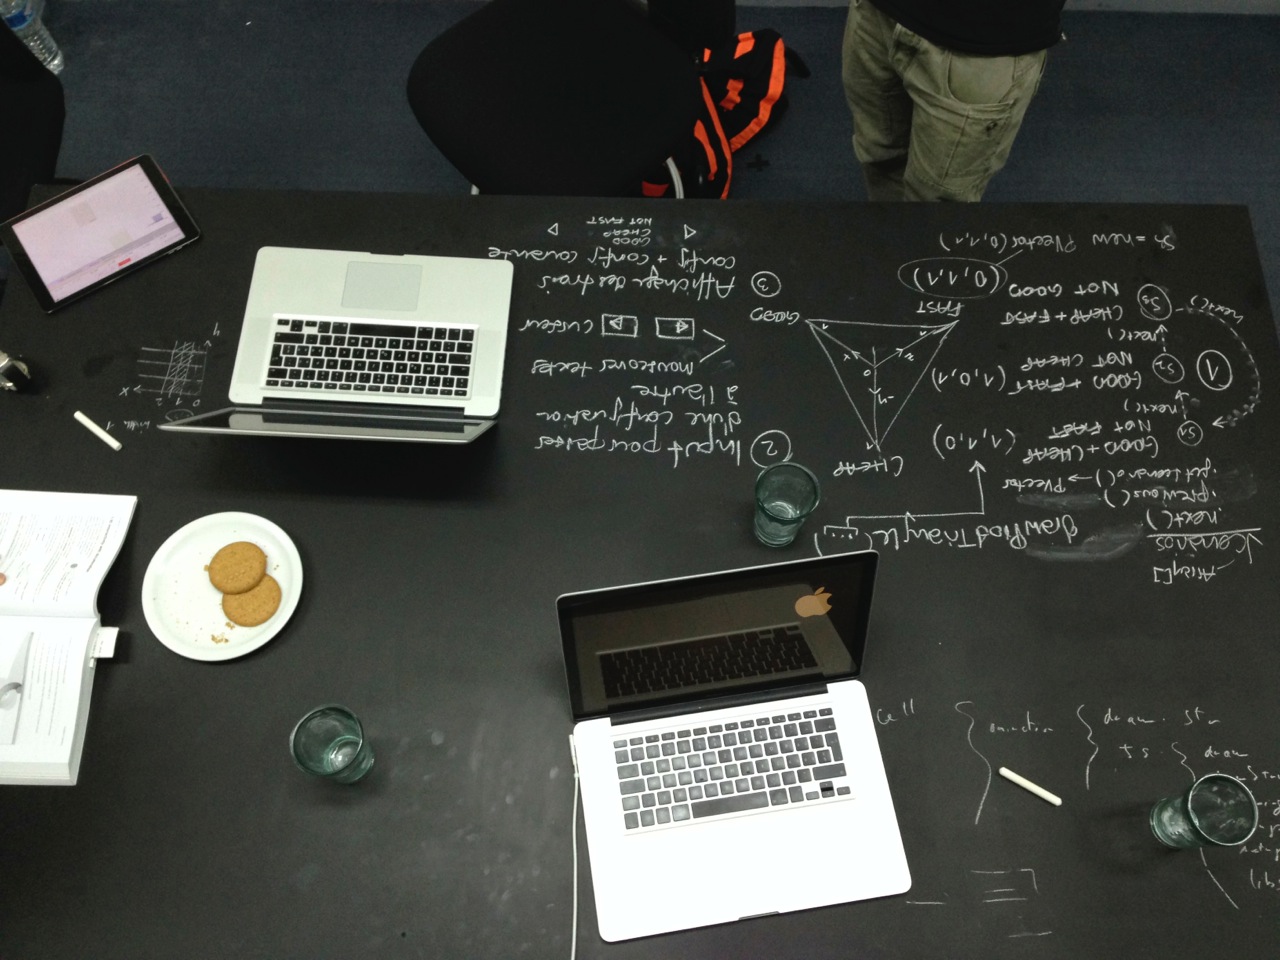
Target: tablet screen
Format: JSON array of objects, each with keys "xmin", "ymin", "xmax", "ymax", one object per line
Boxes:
[{"xmin": 0, "ymin": 155, "xmax": 200, "ymax": 312}]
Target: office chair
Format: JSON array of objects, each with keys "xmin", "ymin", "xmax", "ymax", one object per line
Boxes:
[
  {"xmin": 0, "ymin": 26, "xmax": 65, "ymax": 223},
  {"xmin": 405, "ymin": 0, "xmax": 702, "ymax": 197},
  {"xmin": 1, "ymin": 26, "xmax": 65, "ymax": 310}
]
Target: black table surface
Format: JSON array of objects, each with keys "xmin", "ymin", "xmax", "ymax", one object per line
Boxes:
[{"xmin": 1, "ymin": 189, "xmax": 1278, "ymax": 959}]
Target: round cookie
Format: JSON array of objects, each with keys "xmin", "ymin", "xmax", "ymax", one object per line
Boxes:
[
  {"xmin": 208, "ymin": 541, "xmax": 267, "ymax": 594},
  {"xmin": 222, "ymin": 573, "xmax": 282, "ymax": 627}
]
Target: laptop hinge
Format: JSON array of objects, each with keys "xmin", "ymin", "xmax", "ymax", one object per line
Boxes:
[
  {"xmin": 265, "ymin": 397, "xmax": 469, "ymax": 418},
  {"xmin": 609, "ymin": 681, "xmax": 830, "ymax": 726}
]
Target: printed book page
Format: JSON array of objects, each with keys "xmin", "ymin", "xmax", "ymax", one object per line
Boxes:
[
  {"xmin": 0, "ymin": 617, "xmax": 97, "ymax": 777},
  {"xmin": 0, "ymin": 489, "xmax": 136, "ymax": 783},
  {"xmin": 0, "ymin": 489, "xmax": 137, "ymax": 619}
]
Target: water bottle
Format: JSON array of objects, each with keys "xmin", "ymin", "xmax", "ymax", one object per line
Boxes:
[{"xmin": 2, "ymin": 0, "xmax": 64, "ymax": 74}]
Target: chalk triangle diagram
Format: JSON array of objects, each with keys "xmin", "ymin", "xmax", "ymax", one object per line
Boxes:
[{"xmin": 807, "ymin": 318, "xmax": 958, "ymax": 452}]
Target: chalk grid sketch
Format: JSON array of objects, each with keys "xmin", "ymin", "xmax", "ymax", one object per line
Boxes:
[{"xmin": 136, "ymin": 340, "xmax": 208, "ymax": 401}]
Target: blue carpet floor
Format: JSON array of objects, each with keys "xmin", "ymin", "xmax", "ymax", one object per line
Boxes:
[{"xmin": 26, "ymin": 3, "xmax": 1280, "ymax": 324}]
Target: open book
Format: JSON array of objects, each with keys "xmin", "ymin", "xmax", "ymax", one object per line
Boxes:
[{"xmin": 0, "ymin": 489, "xmax": 136, "ymax": 785}]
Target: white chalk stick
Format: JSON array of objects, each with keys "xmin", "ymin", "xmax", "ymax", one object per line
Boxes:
[
  {"xmin": 74, "ymin": 410, "xmax": 122, "ymax": 451},
  {"xmin": 999, "ymin": 766, "xmax": 1062, "ymax": 806}
]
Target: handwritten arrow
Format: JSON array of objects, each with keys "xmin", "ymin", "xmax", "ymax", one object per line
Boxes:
[
  {"xmin": 1173, "ymin": 389, "xmax": 1192, "ymax": 418},
  {"xmin": 698, "ymin": 329, "xmax": 726, "ymax": 364},
  {"xmin": 841, "ymin": 460, "xmax": 987, "ymax": 521},
  {"xmin": 969, "ymin": 460, "xmax": 987, "ymax": 515}
]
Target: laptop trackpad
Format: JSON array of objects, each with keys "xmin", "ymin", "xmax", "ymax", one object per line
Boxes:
[{"xmin": 342, "ymin": 260, "xmax": 422, "ymax": 312}]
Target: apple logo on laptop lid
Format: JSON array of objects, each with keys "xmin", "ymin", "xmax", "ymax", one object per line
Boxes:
[{"xmin": 794, "ymin": 587, "xmax": 832, "ymax": 618}]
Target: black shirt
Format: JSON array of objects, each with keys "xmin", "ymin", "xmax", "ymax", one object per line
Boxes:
[{"xmin": 868, "ymin": 0, "xmax": 1066, "ymax": 56}]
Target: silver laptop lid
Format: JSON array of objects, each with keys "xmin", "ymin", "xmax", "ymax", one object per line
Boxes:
[
  {"xmin": 558, "ymin": 550, "xmax": 878, "ymax": 722},
  {"xmin": 228, "ymin": 247, "xmax": 513, "ymax": 418}
]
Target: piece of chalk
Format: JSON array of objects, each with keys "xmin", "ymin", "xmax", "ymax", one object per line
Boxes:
[
  {"xmin": 73, "ymin": 410, "xmax": 122, "ymax": 451},
  {"xmin": 999, "ymin": 767, "xmax": 1062, "ymax": 806}
]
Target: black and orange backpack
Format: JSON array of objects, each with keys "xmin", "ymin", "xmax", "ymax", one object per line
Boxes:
[{"xmin": 643, "ymin": 28, "xmax": 808, "ymax": 199}]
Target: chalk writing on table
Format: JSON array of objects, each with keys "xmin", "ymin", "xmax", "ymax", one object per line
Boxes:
[
  {"xmin": 815, "ymin": 229, "xmax": 1266, "ymax": 586},
  {"xmin": 749, "ymin": 430, "xmax": 793, "ymax": 469},
  {"xmin": 954, "ymin": 700, "xmax": 994, "ymax": 826},
  {"xmin": 510, "ymin": 216, "xmax": 754, "ymax": 469},
  {"xmin": 1079, "ymin": 703, "xmax": 1279, "ymax": 912},
  {"xmin": 508, "ymin": 212, "xmax": 1269, "ymax": 586},
  {"xmin": 136, "ymin": 339, "xmax": 208, "ymax": 403},
  {"xmin": 921, "ymin": 697, "xmax": 1280, "ymax": 909},
  {"xmin": 749, "ymin": 271, "xmax": 782, "ymax": 298},
  {"xmin": 906, "ymin": 866, "xmax": 1052, "ymax": 941},
  {"xmin": 882, "ymin": 695, "xmax": 1278, "ymax": 929},
  {"xmin": 807, "ymin": 318, "xmax": 958, "ymax": 454},
  {"xmin": 117, "ymin": 323, "xmax": 222, "ymax": 431}
]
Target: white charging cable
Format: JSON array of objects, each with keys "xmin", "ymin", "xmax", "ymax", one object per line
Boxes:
[{"xmin": 568, "ymin": 736, "xmax": 581, "ymax": 960}]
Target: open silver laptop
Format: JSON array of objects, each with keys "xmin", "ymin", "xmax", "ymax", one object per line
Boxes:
[
  {"xmin": 559, "ymin": 550, "xmax": 910, "ymax": 942},
  {"xmin": 161, "ymin": 246, "xmax": 513, "ymax": 443}
]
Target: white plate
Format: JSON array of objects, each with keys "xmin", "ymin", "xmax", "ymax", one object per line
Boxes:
[{"xmin": 142, "ymin": 512, "xmax": 303, "ymax": 661}]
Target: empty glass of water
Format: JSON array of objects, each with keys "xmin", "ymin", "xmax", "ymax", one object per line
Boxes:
[
  {"xmin": 290, "ymin": 705, "xmax": 375, "ymax": 784},
  {"xmin": 1149, "ymin": 773, "xmax": 1257, "ymax": 848},
  {"xmin": 753, "ymin": 461, "xmax": 820, "ymax": 546}
]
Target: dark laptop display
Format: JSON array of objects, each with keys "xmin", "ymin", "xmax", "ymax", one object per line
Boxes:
[
  {"xmin": 561, "ymin": 549, "xmax": 909, "ymax": 942},
  {"xmin": 559, "ymin": 551, "xmax": 877, "ymax": 721},
  {"xmin": 160, "ymin": 402, "xmax": 487, "ymax": 443}
]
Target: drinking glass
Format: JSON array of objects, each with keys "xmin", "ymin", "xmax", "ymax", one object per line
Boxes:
[
  {"xmin": 290, "ymin": 704, "xmax": 375, "ymax": 784},
  {"xmin": 1149, "ymin": 773, "xmax": 1257, "ymax": 848},
  {"xmin": 754, "ymin": 462, "xmax": 820, "ymax": 546}
]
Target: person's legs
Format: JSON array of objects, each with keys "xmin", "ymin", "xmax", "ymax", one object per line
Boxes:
[
  {"xmin": 841, "ymin": 0, "xmax": 914, "ymax": 201},
  {"xmin": 899, "ymin": 39, "xmax": 1046, "ymax": 201}
]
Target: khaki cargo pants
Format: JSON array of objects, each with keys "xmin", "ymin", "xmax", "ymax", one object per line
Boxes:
[{"xmin": 841, "ymin": 0, "xmax": 1048, "ymax": 201}]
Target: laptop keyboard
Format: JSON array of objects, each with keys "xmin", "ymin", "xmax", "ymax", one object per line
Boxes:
[
  {"xmin": 264, "ymin": 318, "xmax": 476, "ymax": 399},
  {"xmin": 613, "ymin": 708, "xmax": 850, "ymax": 831},
  {"xmin": 599, "ymin": 624, "xmax": 819, "ymax": 700}
]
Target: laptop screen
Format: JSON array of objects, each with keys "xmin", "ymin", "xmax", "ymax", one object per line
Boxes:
[
  {"xmin": 159, "ymin": 404, "xmax": 493, "ymax": 443},
  {"xmin": 558, "ymin": 551, "xmax": 878, "ymax": 721}
]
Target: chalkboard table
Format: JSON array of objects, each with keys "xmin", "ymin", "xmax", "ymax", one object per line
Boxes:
[{"xmin": 0, "ymin": 191, "xmax": 1277, "ymax": 959}]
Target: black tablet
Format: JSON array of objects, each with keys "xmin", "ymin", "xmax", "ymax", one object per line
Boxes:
[{"xmin": 0, "ymin": 155, "xmax": 200, "ymax": 312}]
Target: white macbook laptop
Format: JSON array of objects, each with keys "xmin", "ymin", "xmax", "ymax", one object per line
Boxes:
[
  {"xmin": 559, "ymin": 550, "xmax": 911, "ymax": 942},
  {"xmin": 161, "ymin": 246, "xmax": 514, "ymax": 443}
]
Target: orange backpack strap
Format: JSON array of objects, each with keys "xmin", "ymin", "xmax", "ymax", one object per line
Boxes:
[
  {"xmin": 701, "ymin": 28, "xmax": 802, "ymax": 154},
  {"xmin": 727, "ymin": 33, "xmax": 787, "ymax": 152},
  {"xmin": 695, "ymin": 77, "xmax": 733, "ymax": 199},
  {"xmin": 641, "ymin": 74, "xmax": 733, "ymax": 200}
]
